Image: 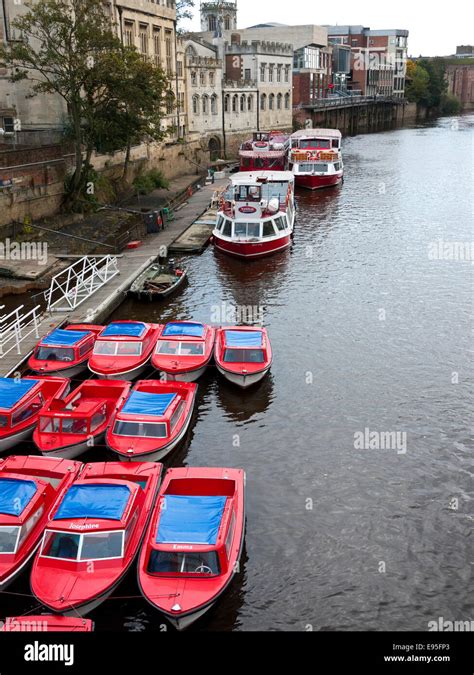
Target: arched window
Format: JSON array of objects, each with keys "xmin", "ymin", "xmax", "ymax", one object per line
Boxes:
[
  {"xmin": 208, "ymin": 15, "xmax": 216, "ymax": 32},
  {"xmin": 186, "ymin": 45, "xmax": 197, "ymax": 63},
  {"xmin": 232, "ymin": 94, "xmax": 238, "ymax": 112},
  {"xmin": 277, "ymin": 93, "xmax": 282, "ymax": 110},
  {"xmin": 192, "ymin": 95, "xmax": 199, "ymax": 115},
  {"xmin": 211, "ymin": 94, "xmax": 218, "ymax": 114},
  {"xmin": 285, "ymin": 93, "xmax": 290, "ymax": 109},
  {"xmin": 191, "ymin": 71, "xmax": 197, "ymax": 86},
  {"xmin": 202, "ymin": 94, "xmax": 209, "ymax": 114},
  {"xmin": 260, "ymin": 93, "xmax": 267, "ymax": 110},
  {"xmin": 224, "ymin": 15, "xmax": 231, "ymax": 30},
  {"xmin": 224, "ymin": 94, "xmax": 230, "ymax": 112},
  {"xmin": 240, "ymin": 94, "xmax": 246, "ymax": 112},
  {"xmin": 200, "ymin": 70, "xmax": 206, "ymax": 86},
  {"xmin": 247, "ymin": 95, "xmax": 253, "ymax": 111},
  {"xmin": 269, "ymin": 94, "xmax": 275, "ymax": 110}
]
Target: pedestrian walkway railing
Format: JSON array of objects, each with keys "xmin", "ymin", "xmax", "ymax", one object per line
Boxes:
[
  {"xmin": 45, "ymin": 255, "xmax": 120, "ymax": 312},
  {"xmin": 0, "ymin": 304, "xmax": 42, "ymax": 358}
]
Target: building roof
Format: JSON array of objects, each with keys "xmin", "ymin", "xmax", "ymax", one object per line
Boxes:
[{"xmin": 291, "ymin": 128, "xmax": 342, "ymax": 138}]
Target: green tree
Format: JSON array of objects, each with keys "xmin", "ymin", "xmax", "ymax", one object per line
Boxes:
[
  {"xmin": 405, "ymin": 62, "xmax": 430, "ymax": 104},
  {"xmin": 176, "ymin": 0, "xmax": 195, "ymax": 24},
  {"xmin": 418, "ymin": 57, "xmax": 448, "ymax": 108}
]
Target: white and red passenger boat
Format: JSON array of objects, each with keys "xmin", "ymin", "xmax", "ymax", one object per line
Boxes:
[
  {"xmin": 88, "ymin": 321, "xmax": 162, "ymax": 380},
  {"xmin": 28, "ymin": 325, "xmax": 104, "ymax": 378},
  {"xmin": 0, "ymin": 377, "xmax": 70, "ymax": 453},
  {"xmin": 138, "ymin": 466, "xmax": 245, "ymax": 630},
  {"xmin": 289, "ymin": 128, "xmax": 343, "ymax": 190},
  {"xmin": 212, "ymin": 171, "xmax": 295, "ymax": 259},
  {"xmin": 214, "ymin": 326, "xmax": 272, "ymax": 388},
  {"xmin": 0, "ymin": 455, "xmax": 82, "ymax": 590},
  {"xmin": 30, "ymin": 461, "xmax": 162, "ymax": 616},
  {"xmin": 151, "ymin": 321, "xmax": 216, "ymax": 382},
  {"xmin": 106, "ymin": 380, "xmax": 197, "ymax": 462},
  {"xmin": 239, "ymin": 131, "xmax": 289, "ymax": 172}
]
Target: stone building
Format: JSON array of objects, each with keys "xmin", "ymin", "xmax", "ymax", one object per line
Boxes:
[{"xmin": 446, "ymin": 63, "xmax": 474, "ymax": 109}]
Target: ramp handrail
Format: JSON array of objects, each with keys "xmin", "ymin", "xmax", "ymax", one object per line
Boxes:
[{"xmin": 0, "ymin": 304, "xmax": 42, "ymax": 359}]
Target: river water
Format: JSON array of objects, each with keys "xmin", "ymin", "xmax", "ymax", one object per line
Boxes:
[{"xmin": 3, "ymin": 115, "xmax": 473, "ymax": 631}]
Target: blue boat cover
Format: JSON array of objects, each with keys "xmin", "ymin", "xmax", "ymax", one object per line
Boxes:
[
  {"xmin": 53, "ymin": 484, "xmax": 131, "ymax": 521},
  {"xmin": 156, "ymin": 495, "xmax": 227, "ymax": 545},
  {"xmin": 0, "ymin": 478, "xmax": 37, "ymax": 516},
  {"xmin": 42, "ymin": 328, "xmax": 90, "ymax": 347},
  {"xmin": 0, "ymin": 378, "xmax": 39, "ymax": 410},
  {"xmin": 102, "ymin": 322, "xmax": 146, "ymax": 338},
  {"xmin": 122, "ymin": 391, "xmax": 176, "ymax": 417},
  {"xmin": 225, "ymin": 330, "xmax": 263, "ymax": 347},
  {"xmin": 162, "ymin": 322, "xmax": 205, "ymax": 338}
]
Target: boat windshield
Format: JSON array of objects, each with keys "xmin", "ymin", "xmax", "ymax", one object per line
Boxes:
[
  {"xmin": 41, "ymin": 530, "xmax": 124, "ymax": 561},
  {"xmin": 35, "ymin": 347, "xmax": 75, "ymax": 362},
  {"xmin": 93, "ymin": 341, "xmax": 142, "ymax": 356},
  {"xmin": 223, "ymin": 348, "xmax": 265, "ymax": 363},
  {"xmin": 233, "ymin": 222, "xmax": 261, "ymax": 238},
  {"xmin": 39, "ymin": 417, "xmax": 88, "ymax": 434},
  {"xmin": 297, "ymin": 162, "xmax": 329, "ymax": 174},
  {"xmin": 147, "ymin": 550, "xmax": 220, "ymax": 576},
  {"xmin": 299, "ymin": 139, "xmax": 331, "ymax": 149},
  {"xmin": 156, "ymin": 341, "xmax": 205, "ymax": 356},
  {"xmin": 113, "ymin": 421, "xmax": 168, "ymax": 438},
  {"xmin": 0, "ymin": 525, "xmax": 20, "ymax": 554},
  {"xmin": 0, "ymin": 415, "xmax": 9, "ymax": 428}
]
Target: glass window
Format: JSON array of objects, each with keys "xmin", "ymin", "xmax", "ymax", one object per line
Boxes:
[
  {"xmin": 93, "ymin": 341, "xmax": 116, "ymax": 356},
  {"xmin": 225, "ymin": 511, "xmax": 236, "ymax": 558},
  {"xmin": 117, "ymin": 342, "xmax": 142, "ymax": 356},
  {"xmin": 170, "ymin": 401, "xmax": 185, "ymax": 430},
  {"xmin": 275, "ymin": 216, "xmax": 287, "ymax": 231},
  {"xmin": 217, "ymin": 215, "xmax": 225, "ymax": 230},
  {"xmin": 61, "ymin": 418, "xmax": 88, "ymax": 435},
  {"xmin": 113, "ymin": 421, "xmax": 168, "ymax": 439},
  {"xmin": 156, "ymin": 340, "xmax": 179, "ymax": 355},
  {"xmin": 78, "ymin": 340, "xmax": 93, "ymax": 358},
  {"xmin": 90, "ymin": 411, "xmax": 106, "ymax": 432},
  {"xmin": 223, "ymin": 348, "xmax": 265, "ymax": 363},
  {"xmin": 313, "ymin": 163, "xmax": 329, "ymax": 173},
  {"xmin": 234, "ymin": 222, "xmax": 247, "ymax": 237},
  {"xmin": 80, "ymin": 531, "xmax": 124, "ymax": 560},
  {"xmin": 262, "ymin": 221, "xmax": 276, "ymax": 237},
  {"xmin": 0, "ymin": 415, "xmax": 8, "ymax": 428},
  {"xmin": 147, "ymin": 550, "xmax": 220, "ymax": 575},
  {"xmin": 36, "ymin": 347, "xmax": 75, "ymax": 362},
  {"xmin": 18, "ymin": 505, "xmax": 44, "ymax": 546},
  {"xmin": 11, "ymin": 394, "xmax": 43, "ymax": 426},
  {"xmin": 247, "ymin": 223, "xmax": 260, "ymax": 237},
  {"xmin": 0, "ymin": 526, "xmax": 20, "ymax": 553},
  {"xmin": 222, "ymin": 220, "xmax": 232, "ymax": 237},
  {"xmin": 42, "ymin": 531, "xmax": 80, "ymax": 560},
  {"xmin": 299, "ymin": 139, "xmax": 331, "ymax": 149},
  {"xmin": 40, "ymin": 417, "xmax": 60, "ymax": 433}
]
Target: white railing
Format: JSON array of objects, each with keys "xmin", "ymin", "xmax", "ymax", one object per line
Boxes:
[
  {"xmin": 45, "ymin": 255, "xmax": 120, "ymax": 312},
  {"xmin": 0, "ymin": 304, "xmax": 42, "ymax": 359}
]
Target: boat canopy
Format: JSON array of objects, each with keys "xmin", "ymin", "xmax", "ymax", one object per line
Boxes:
[
  {"xmin": 42, "ymin": 329, "xmax": 90, "ymax": 347},
  {"xmin": 156, "ymin": 495, "xmax": 227, "ymax": 545},
  {"xmin": 0, "ymin": 379, "xmax": 39, "ymax": 410},
  {"xmin": 0, "ymin": 478, "xmax": 37, "ymax": 516},
  {"xmin": 122, "ymin": 392, "xmax": 176, "ymax": 417},
  {"xmin": 54, "ymin": 484, "xmax": 131, "ymax": 521},
  {"xmin": 102, "ymin": 322, "xmax": 146, "ymax": 338},
  {"xmin": 225, "ymin": 331, "xmax": 263, "ymax": 348},
  {"xmin": 162, "ymin": 322, "xmax": 204, "ymax": 338}
]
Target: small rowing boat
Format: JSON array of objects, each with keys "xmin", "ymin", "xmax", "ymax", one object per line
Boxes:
[{"xmin": 129, "ymin": 261, "xmax": 187, "ymax": 301}]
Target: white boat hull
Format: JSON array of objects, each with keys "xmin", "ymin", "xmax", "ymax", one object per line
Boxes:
[
  {"xmin": 0, "ymin": 425, "xmax": 35, "ymax": 453},
  {"xmin": 38, "ymin": 432, "xmax": 104, "ymax": 460},
  {"xmin": 158, "ymin": 365, "xmax": 207, "ymax": 383},
  {"xmin": 164, "ymin": 604, "xmax": 213, "ymax": 631},
  {"xmin": 89, "ymin": 363, "xmax": 148, "ymax": 381},
  {"xmin": 216, "ymin": 364, "xmax": 270, "ymax": 388}
]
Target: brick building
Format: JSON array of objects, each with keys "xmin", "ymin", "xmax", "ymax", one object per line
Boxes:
[{"xmin": 446, "ymin": 63, "xmax": 474, "ymax": 109}]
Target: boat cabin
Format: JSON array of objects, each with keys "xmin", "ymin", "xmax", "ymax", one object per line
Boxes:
[
  {"xmin": 93, "ymin": 322, "xmax": 150, "ymax": 357},
  {"xmin": 155, "ymin": 322, "xmax": 208, "ymax": 358},
  {"xmin": 112, "ymin": 389, "xmax": 186, "ymax": 441},
  {"xmin": 239, "ymin": 132, "xmax": 289, "ymax": 171},
  {"xmin": 31, "ymin": 326, "xmax": 101, "ymax": 366},
  {"xmin": 0, "ymin": 379, "xmax": 45, "ymax": 434},
  {"xmin": 221, "ymin": 329, "xmax": 266, "ymax": 364}
]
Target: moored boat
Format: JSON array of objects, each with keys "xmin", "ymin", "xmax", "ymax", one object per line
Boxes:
[
  {"xmin": 106, "ymin": 380, "xmax": 197, "ymax": 462},
  {"xmin": 239, "ymin": 131, "xmax": 289, "ymax": 172},
  {"xmin": 88, "ymin": 321, "xmax": 162, "ymax": 380},
  {"xmin": 0, "ymin": 615, "xmax": 93, "ymax": 632},
  {"xmin": 138, "ymin": 466, "xmax": 245, "ymax": 630},
  {"xmin": 129, "ymin": 261, "xmax": 187, "ymax": 301},
  {"xmin": 33, "ymin": 380, "xmax": 131, "ymax": 459},
  {"xmin": 289, "ymin": 128, "xmax": 343, "ymax": 190},
  {"xmin": 214, "ymin": 326, "xmax": 272, "ymax": 388},
  {"xmin": 151, "ymin": 321, "xmax": 216, "ymax": 382},
  {"xmin": 212, "ymin": 171, "xmax": 295, "ymax": 259},
  {"xmin": 30, "ymin": 461, "xmax": 163, "ymax": 616},
  {"xmin": 28, "ymin": 325, "xmax": 104, "ymax": 378},
  {"xmin": 0, "ymin": 455, "xmax": 82, "ymax": 590},
  {"xmin": 0, "ymin": 377, "xmax": 70, "ymax": 453}
]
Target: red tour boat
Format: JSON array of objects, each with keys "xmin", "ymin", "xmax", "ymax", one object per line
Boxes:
[
  {"xmin": 138, "ymin": 466, "xmax": 246, "ymax": 630},
  {"xmin": 0, "ymin": 377, "xmax": 70, "ymax": 453},
  {"xmin": 30, "ymin": 461, "xmax": 162, "ymax": 616},
  {"xmin": 151, "ymin": 321, "xmax": 216, "ymax": 382},
  {"xmin": 106, "ymin": 380, "xmax": 197, "ymax": 462},
  {"xmin": 0, "ymin": 615, "xmax": 93, "ymax": 631},
  {"xmin": 88, "ymin": 321, "xmax": 162, "ymax": 380},
  {"xmin": 239, "ymin": 131, "xmax": 289, "ymax": 172},
  {"xmin": 214, "ymin": 327, "xmax": 272, "ymax": 388},
  {"xmin": 289, "ymin": 128, "xmax": 343, "ymax": 190},
  {"xmin": 212, "ymin": 171, "xmax": 295, "ymax": 259},
  {"xmin": 33, "ymin": 380, "xmax": 131, "ymax": 459},
  {"xmin": 28, "ymin": 325, "xmax": 104, "ymax": 378},
  {"xmin": 0, "ymin": 455, "xmax": 82, "ymax": 590}
]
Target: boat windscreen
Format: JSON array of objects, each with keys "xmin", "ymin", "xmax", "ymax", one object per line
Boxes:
[
  {"xmin": 162, "ymin": 322, "xmax": 205, "ymax": 338},
  {"xmin": 35, "ymin": 347, "xmax": 75, "ymax": 362},
  {"xmin": 225, "ymin": 331, "xmax": 263, "ymax": 348},
  {"xmin": 0, "ymin": 526, "xmax": 20, "ymax": 553},
  {"xmin": 0, "ymin": 415, "xmax": 8, "ymax": 428},
  {"xmin": 113, "ymin": 420, "xmax": 167, "ymax": 438},
  {"xmin": 156, "ymin": 495, "xmax": 227, "ymax": 545},
  {"xmin": 102, "ymin": 322, "xmax": 146, "ymax": 338},
  {"xmin": 156, "ymin": 341, "xmax": 205, "ymax": 356},
  {"xmin": 79, "ymin": 531, "xmax": 124, "ymax": 560},
  {"xmin": 42, "ymin": 329, "xmax": 89, "ymax": 347},
  {"xmin": 0, "ymin": 478, "xmax": 37, "ymax": 516},
  {"xmin": 53, "ymin": 484, "xmax": 131, "ymax": 521},
  {"xmin": 93, "ymin": 341, "xmax": 142, "ymax": 356},
  {"xmin": 0, "ymin": 379, "xmax": 39, "ymax": 410},
  {"xmin": 223, "ymin": 348, "xmax": 265, "ymax": 363},
  {"xmin": 147, "ymin": 549, "xmax": 220, "ymax": 575},
  {"xmin": 122, "ymin": 392, "xmax": 176, "ymax": 417}
]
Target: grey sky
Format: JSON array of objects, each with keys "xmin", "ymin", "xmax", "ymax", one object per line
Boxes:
[{"xmin": 182, "ymin": 0, "xmax": 471, "ymax": 57}]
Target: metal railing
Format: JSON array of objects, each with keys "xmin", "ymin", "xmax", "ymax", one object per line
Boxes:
[
  {"xmin": 300, "ymin": 95, "xmax": 405, "ymax": 110},
  {"xmin": 0, "ymin": 304, "xmax": 42, "ymax": 358},
  {"xmin": 45, "ymin": 255, "xmax": 120, "ymax": 312}
]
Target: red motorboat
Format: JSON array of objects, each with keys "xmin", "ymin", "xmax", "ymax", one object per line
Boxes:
[
  {"xmin": 214, "ymin": 327, "xmax": 272, "ymax": 388},
  {"xmin": 0, "ymin": 615, "xmax": 93, "ymax": 631},
  {"xmin": 0, "ymin": 455, "xmax": 82, "ymax": 590},
  {"xmin": 239, "ymin": 131, "xmax": 289, "ymax": 172},
  {"xmin": 151, "ymin": 322, "xmax": 216, "ymax": 382},
  {"xmin": 106, "ymin": 380, "xmax": 197, "ymax": 462},
  {"xmin": 33, "ymin": 380, "xmax": 131, "ymax": 459},
  {"xmin": 289, "ymin": 128, "xmax": 343, "ymax": 190},
  {"xmin": 28, "ymin": 325, "xmax": 104, "ymax": 378},
  {"xmin": 0, "ymin": 377, "xmax": 70, "ymax": 453},
  {"xmin": 88, "ymin": 321, "xmax": 162, "ymax": 380},
  {"xmin": 138, "ymin": 466, "xmax": 245, "ymax": 630},
  {"xmin": 31, "ymin": 461, "xmax": 162, "ymax": 616}
]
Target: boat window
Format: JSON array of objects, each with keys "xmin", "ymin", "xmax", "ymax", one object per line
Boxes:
[
  {"xmin": 334, "ymin": 162, "xmax": 340, "ymax": 171},
  {"xmin": 124, "ymin": 509, "xmax": 139, "ymax": 548},
  {"xmin": 170, "ymin": 401, "xmax": 185, "ymax": 431},
  {"xmin": 18, "ymin": 505, "xmax": 44, "ymax": 547},
  {"xmin": 41, "ymin": 531, "xmax": 80, "ymax": 560},
  {"xmin": 78, "ymin": 339, "xmax": 94, "ymax": 358},
  {"xmin": 223, "ymin": 348, "xmax": 265, "ymax": 363},
  {"xmin": 147, "ymin": 550, "xmax": 220, "ymax": 576},
  {"xmin": 232, "ymin": 222, "xmax": 261, "ymax": 238},
  {"xmin": 332, "ymin": 139, "xmax": 339, "ymax": 148},
  {"xmin": 90, "ymin": 410, "xmax": 106, "ymax": 432},
  {"xmin": 225, "ymin": 511, "xmax": 236, "ymax": 559},
  {"xmin": 156, "ymin": 341, "xmax": 204, "ymax": 356},
  {"xmin": 156, "ymin": 340, "xmax": 179, "ymax": 355},
  {"xmin": 222, "ymin": 220, "xmax": 232, "ymax": 237},
  {"xmin": 61, "ymin": 417, "xmax": 88, "ymax": 435},
  {"xmin": 247, "ymin": 223, "xmax": 260, "ymax": 238},
  {"xmin": 234, "ymin": 185, "xmax": 260, "ymax": 202},
  {"xmin": 93, "ymin": 341, "xmax": 116, "ymax": 356},
  {"xmin": 260, "ymin": 182, "xmax": 288, "ymax": 202},
  {"xmin": 40, "ymin": 417, "xmax": 60, "ymax": 433},
  {"xmin": 298, "ymin": 163, "xmax": 312, "ymax": 172},
  {"xmin": 36, "ymin": 347, "xmax": 75, "ymax": 362},
  {"xmin": 274, "ymin": 216, "xmax": 287, "ymax": 231},
  {"xmin": 234, "ymin": 222, "xmax": 247, "ymax": 237},
  {"xmin": 0, "ymin": 415, "xmax": 9, "ymax": 428},
  {"xmin": 217, "ymin": 215, "xmax": 225, "ymax": 231},
  {"xmin": 313, "ymin": 163, "xmax": 329, "ymax": 173},
  {"xmin": 117, "ymin": 342, "xmax": 142, "ymax": 356},
  {"xmin": 113, "ymin": 421, "xmax": 168, "ymax": 439},
  {"xmin": 0, "ymin": 526, "xmax": 20, "ymax": 554},
  {"xmin": 262, "ymin": 221, "xmax": 276, "ymax": 238},
  {"xmin": 11, "ymin": 394, "xmax": 43, "ymax": 427},
  {"xmin": 79, "ymin": 531, "xmax": 124, "ymax": 561},
  {"xmin": 299, "ymin": 139, "xmax": 330, "ymax": 149}
]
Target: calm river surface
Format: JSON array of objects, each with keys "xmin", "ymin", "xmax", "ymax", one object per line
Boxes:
[{"xmin": 4, "ymin": 115, "xmax": 473, "ymax": 631}]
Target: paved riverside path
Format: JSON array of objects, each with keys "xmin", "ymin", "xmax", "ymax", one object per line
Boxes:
[{"xmin": 0, "ymin": 177, "xmax": 227, "ymax": 376}]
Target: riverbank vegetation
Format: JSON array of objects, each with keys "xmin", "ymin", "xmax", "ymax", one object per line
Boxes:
[{"xmin": 405, "ymin": 58, "xmax": 462, "ymax": 115}]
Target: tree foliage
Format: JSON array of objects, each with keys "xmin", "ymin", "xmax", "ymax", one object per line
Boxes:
[{"xmin": 176, "ymin": 0, "xmax": 195, "ymax": 25}]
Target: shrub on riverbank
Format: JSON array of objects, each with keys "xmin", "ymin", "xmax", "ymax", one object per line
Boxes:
[{"xmin": 133, "ymin": 170, "xmax": 170, "ymax": 195}]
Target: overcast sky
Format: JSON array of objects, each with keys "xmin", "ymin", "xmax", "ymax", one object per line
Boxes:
[{"xmin": 181, "ymin": 0, "xmax": 471, "ymax": 57}]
